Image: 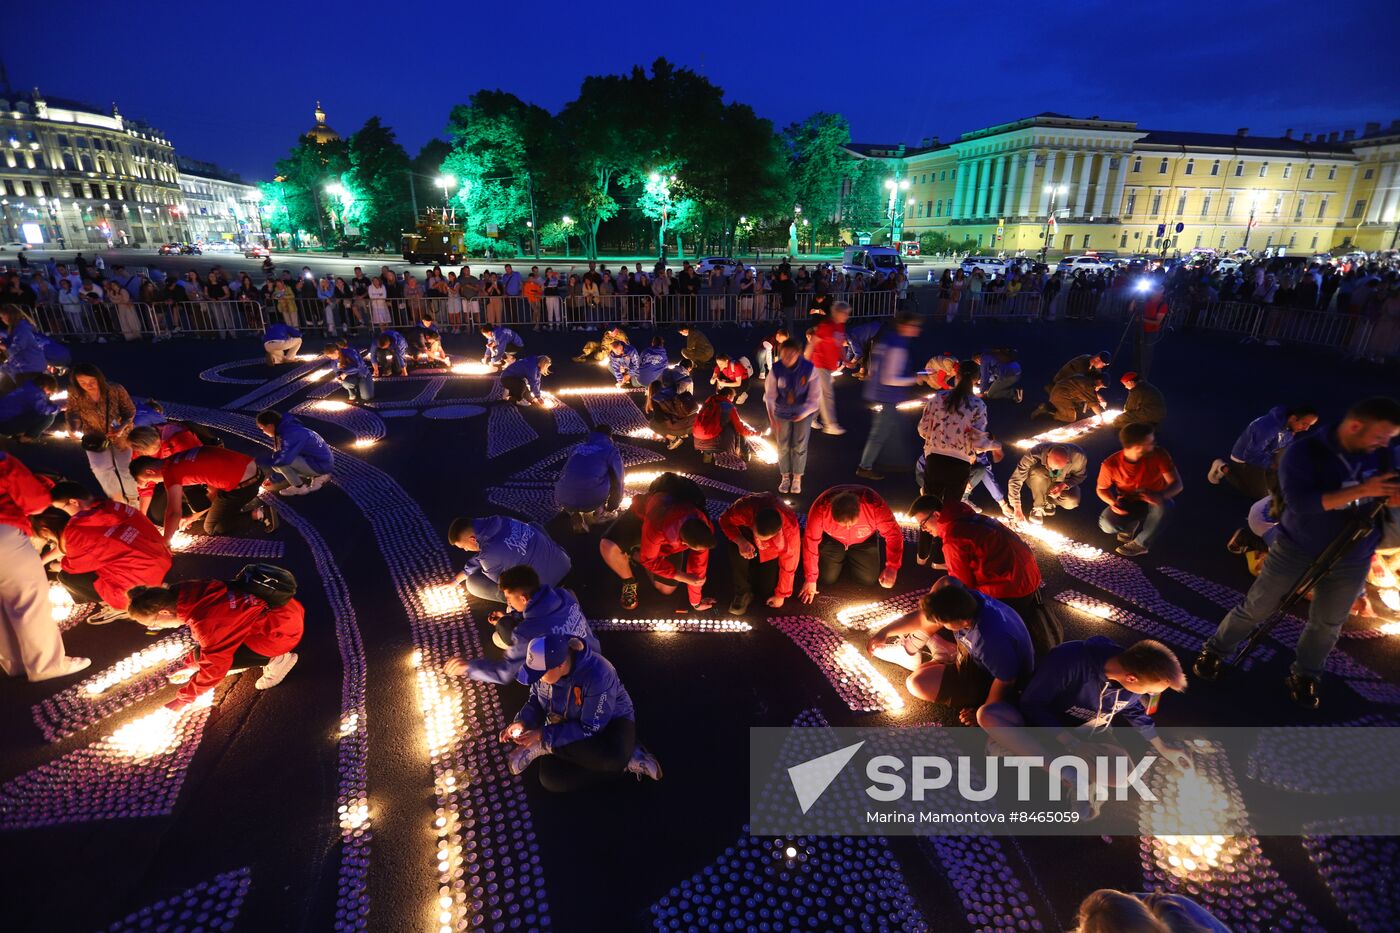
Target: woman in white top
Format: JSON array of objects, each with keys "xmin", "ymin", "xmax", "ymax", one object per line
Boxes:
[
  {"xmin": 368, "ymin": 276, "xmax": 390, "ymax": 325},
  {"xmin": 915, "ymin": 358, "xmax": 1000, "ymax": 564}
]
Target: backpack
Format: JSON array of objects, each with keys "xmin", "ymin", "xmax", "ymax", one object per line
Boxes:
[
  {"xmin": 230, "ymin": 563, "xmax": 298, "ymax": 608},
  {"xmin": 177, "ymin": 419, "xmax": 224, "ymax": 448}
]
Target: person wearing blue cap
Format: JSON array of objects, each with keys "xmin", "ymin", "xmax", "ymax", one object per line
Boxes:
[{"xmin": 496, "ymin": 632, "xmax": 662, "ymax": 791}]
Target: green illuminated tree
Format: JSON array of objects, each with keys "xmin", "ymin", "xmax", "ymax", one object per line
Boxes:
[
  {"xmin": 272, "ymin": 134, "xmax": 350, "ymax": 245},
  {"xmin": 343, "ymin": 117, "xmax": 415, "ymax": 249}
]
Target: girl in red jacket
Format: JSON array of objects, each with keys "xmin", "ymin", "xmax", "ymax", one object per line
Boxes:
[{"xmin": 692, "ymin": 388, "xmax": 756, "ymax": 464}]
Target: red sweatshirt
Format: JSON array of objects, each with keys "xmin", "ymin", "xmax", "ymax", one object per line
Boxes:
[
  {"xmin": 139, "ymin": 425, "xmax": 203, "ymax": 506},
  {"xmin": 693, "ymin": 397, "xmax": 755, "ymax": 442},
  {"xmin": 802, "ymin": 484, "xmax": 904, "ymax": 583},
  {"xmin": 933, "ymin": 500, "xmax": 1041, "ymax": 599},
  {"xmin": 719, "ymin": 493, "xmax": 801, "ymax": 599},
  {"xmin": 637, "ymin": 494, "xmax": 712, "ymax": 605},
  {"xmin": 162, "ymin": 446, "xmax": 255, "ymax": 492},
  {"xmin": 171, "ymin": 580, "xmax": 304, "ymax": 708},
  {"xmin": 0, "ymin": 452, "xmax": 52, "ymax": 534},
  {"xmin": 60, "ymin": 501, "xmax": 173, "ymax": 609},
  {"xmin": 809, "ymin": 319, "xmax": 846, "ymax": 371}
]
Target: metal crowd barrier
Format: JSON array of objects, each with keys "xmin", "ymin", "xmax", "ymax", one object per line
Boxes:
[{"xmin": 1190, "ymin": 300, "xmax": 1376, "ymax": 357}]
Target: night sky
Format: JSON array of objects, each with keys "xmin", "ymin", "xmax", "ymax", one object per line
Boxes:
[{"xmin": 9, "ymin": 0, "xmax": 1399, "ymax": 181}]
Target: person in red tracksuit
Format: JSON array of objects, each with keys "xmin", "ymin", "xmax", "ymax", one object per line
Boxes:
[
  {"xmin": 126, "ymin": 579, "xmax": 304, "ymax": 711},
  {"xmin": 599, "ymin": 474, "xmax": 716, "ymax": 611},
  {"xmin": 808, "ymin": 301, "xmax": 849, "ymax": 434},
  {"xmin": 799, "ymin": 484, "xmax": 904, "ymax": 603},
  {"xmin": 719, "ymin": 493, "xmax": 801, "ymax": 614},
  {"xmin": 129, "ymin": 423, "xmax": 205, "ymax": 523},
  {"xmin": 129, "ymin": 446, "xmax": 278, "ymax": 541},
  {"xmin": 692, "ymin": 388, "xmax": 757, "ymax": 464},
  {"xmin": 41, "ymin": 481, "xmax": 173, "ymax": 625}
]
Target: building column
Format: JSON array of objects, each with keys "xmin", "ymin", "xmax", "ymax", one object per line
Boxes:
[
  {"xmin": 988, "ymin": 156, "xmax": 1008, "ymax": 218},
  {"xmin": 949, "ymin": 161, "xmax": 967, "ymax": 220},
  {"xmin": 1017, "ymin": 151, "xmax": 1037, "ymax": 215},
  {"xmin": 1074, "ymin": 152, "xmax": 1095, "ymax": 216},
  {"xmin": 1037, "ymin": 152, "xmax": 1059, "ymax": 214},
  {"xmin": 969, "ymin": 159, "xmax": 986, "ymax": 218},
  {"xmin": 1109, "ymin": 156, "xmax": 1129, "ymax": 218},
  {"xmin": 1382, "ymin": 161, "xmax": 1400, "ymax": 222},
  {"xmin": 1004, "ymin": 153, "xmax": 1023, "ymax": 218},
  {"xmin": 1366, "ymin": 162, "xmax": 1396, "ymax": 223},
  {"xmin": 1092, "ymin": 152, "xmax": 1113, "ymax": 216}
]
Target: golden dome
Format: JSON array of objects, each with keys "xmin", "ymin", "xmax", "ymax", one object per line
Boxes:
[{"xmin": 306, "ymin": 101, "xmax": 341, "ymax": 144}]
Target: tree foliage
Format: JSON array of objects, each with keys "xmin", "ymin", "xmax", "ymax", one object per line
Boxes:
[
  {"xmin": 343, "ymin": 117, "xmax": 415, "ymax": 247},
  {"xmin": 270, "ymin": 134, "xmax": 349, "ymax": 241}
]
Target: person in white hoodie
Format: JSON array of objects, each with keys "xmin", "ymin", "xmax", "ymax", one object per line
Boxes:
[{"xmin": 915, "ymin": 359, "xmax": 1001, "ymax": 567}]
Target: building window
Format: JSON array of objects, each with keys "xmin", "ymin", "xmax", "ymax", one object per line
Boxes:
[
  {"xmin": 1120, "ymin": 233, "xmax": 1128, "ymax": 247},
  {"xmin": 1272, "ymin": 195, "xmax": 1283, "ymax": 217},
  {"xmin": 1353, "ymin": 200, "xmax": 1366, "ymax": 218},
  {"xmin": 1226, "ymin": 195, "xmax": 1236, "ymax": 217},
  {"xmin": 76, "ymin": 137, "xmax": 87, "ymax": 149},
  {"xmin": 916, "ymin": 202, "xmax": 924, "ymax": 218},
  {"xmin": 1158, "ymin": 157, "xmax": 1169, "ymax": 174},
  {"xmin": 1176, "ymin": 193, "xmax": 1187, "ymax": 215},
  {"xmin": 929, "ymin": 200, "xmax": 936, "ymax": 216},
  {"xmin": 1283, "ymin": 163, "xmax": 1292, "ymax": 178},
  {"xmin": 1258, "ymin": 162, "xmax": 1268, "ymax": 177},
  {"xmin": 950, "ymin": 169, "xmax": 955, "ymax": 181},
  {"xmin": 1305, "ymin": 165, "xmax": 1314, "ymax": 179},
  {"xmin": 1185, "ymin": 158, "xmax": 1194, "ymax": 175},
  {"xmin": 1310, "ymin": 235, "xmax": 1318, "ymax": 249},
  {"xmin": 1234, "ymin": 162, "xmax": 1244, "ymax": 176},
  {"xmin": 1125, "ymin": 192, "xmax": 1136, "ymax": 215},
  {"xmin": 1326, "ymin": 166, "xmax": 1336, "ymax": 180},
  {"xmin": 1318, "ymin": 198, "xmax": 1328, "ymax": 219},
  {"xmin": 1219, "ymin": 235, "xmax": 1226, "ymax": 248},
  {"xmin": 1195, "ymin": 234, "xmax": 1203, "ymax": 246},
  {"xmin": 1150, "ymin": 192, "xmax": 1162, "ymax": 215},
  {"xmin": 1201, "ymin": 194, "xmax": 1212, "ymax": 218},
  {"xmin": 41, "ymin": 181, "xmax": 53, "ymax": 197},
  {"xmin": 1210, "ymin": 159, "xmax": 1220, "ymax": 176},
  {"xmin": 1082, "ymin": 235, "xmax": 1091, "ymax": 248},
  {"xmin": 1295, "ymin": 197, "xmax": 1305, "ymax": 220},
  {"xmin": 1364, "ymin": 168, "xmax": 1374, "ymax": 179},
  {"xmin": 1288, "ymin": 234, "xmax": 1296, "ymax": 248},
  {"xmin": 1132, "ymin": 157, "xmax": 1141, "ymax": 173}
]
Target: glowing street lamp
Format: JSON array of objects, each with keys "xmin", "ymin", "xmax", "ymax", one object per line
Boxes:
[
  {"xmin": 1040, "ymin": 184, "xmax": 1068, "ymax": 263},
  {"xmin": 435, "ymin": 174, "xmax": 457, "ymax": 209},
  {"xmin": 884, "ymin": 177, "xmax": 911, "ymax": 244}
]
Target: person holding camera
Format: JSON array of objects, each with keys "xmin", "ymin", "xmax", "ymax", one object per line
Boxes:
[{"xmin": 65, "ymin": 363, "xmax": 139, "ymax": 506}]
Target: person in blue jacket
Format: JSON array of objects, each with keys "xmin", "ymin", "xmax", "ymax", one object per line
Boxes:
[
  {"xmin": 500, "ymin": 354, "xmax": 552, "ymax": 406},
  {"xmin": 637, "ymin": 336, "xmax": 669, "ymax": 388},
  {"xmin": 0, "ymin": 373, "xmax": 63, "ymax": 440},
  {"xmin": 254, "ymin": 409, "xmax": 334, "ymax": 495},
  {"xmin": 263, "ymin": 321, "xmax": 304, "ymax": 365},
  {"xmin": 323, "ymin": 342, "xmax": 375, "ymax": 402},
  {"xmin": 490, "ymin": 632, "xmax": 662, "ymax": 789},
  {"xmin": 35, "ymin": 332, "xmax": 72, "ymax": 375},
  {"xmin": 480, "ymin": 322, "xmax": 524, "ymax": 368},
  {"xmin": 660, "ymin": 357, "xmax": 695, "ymax": 395},
  {"xmin": 975, "ymin": 347, "xmax": 1023, "ymax": 402},
  {"xmin": 448, "ymin": 514, "xmax": 571, "ymax": 604},
  {"xmin": 0, "ymin": 307, "xmax": 49, "ymax": 395},
  {"xmin": 132, "ymin": 398, "xmax": 167, "ymax": 429},
  {"xmin": 372, "ymin": 330, "xmax": 410, "ymax": 377},
  {"xmin": 843, "ymin": 317, "xmax": 886, "ymax": 378},
  {"xmin": 555, "ymin": 425, "xmax": 626, "ymax": 532},
  {"xmin": 1208, "ymin": 403, "xmax": 1319, "ymax": 500},
  {"xmin": 607, "ymin": 339, "xmax": 643, "ymax": 388},
  {"xmin": 444, "ymin": 565, "xmax": 599, "ymax": 685}
]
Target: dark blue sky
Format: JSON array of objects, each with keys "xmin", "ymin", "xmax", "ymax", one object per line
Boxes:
[{"xmin": 10, "ymin": 0, "xmax": 1399, "ymax": 181}]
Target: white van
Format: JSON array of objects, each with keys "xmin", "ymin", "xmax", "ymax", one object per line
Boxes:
[{"xmin": 842, "ymin": 245, "xmax": 902, "ymax": 279}]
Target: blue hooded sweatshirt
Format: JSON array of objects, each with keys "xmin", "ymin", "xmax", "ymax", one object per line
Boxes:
[
  {"xmin": 467, "ymin": 585, "xmax": 599, "ymax": 685},
  {"xmin": 638, "ymin": 346, "xmax": 669, "ymax": 386},
  {"xmin": 660, "ymin": 363, "xmax": 693, "ymax": 395},
  {"xmin": 1230, "ymin": 405, "xmax": 1303, "ymax": 469},
  {"xmin": 461, "ymin": 515, "xmax": 571, "ymax": 588},
  {"xmin": 2, "ymin": 319, "xmax": 46, "ymax": 378},
  {"xmin": 953, "ymin": 593, "xmax": 1035, "ymax": 683},
  {"xmin": 501, "ymin": 355, "xmax": 546, "ymax": 398},
  {"xmin": 335, "ymin": 346, "xmax": 369, "ymax": 377},
  {"xmin": 380, "ymin": 330, "xmax": 410, "ymax": 370},
  {"xmin": 485, "ymin": 326, "xmax": 523, "ymax": 362},
  {"xmin": 0, "ymin": 382, "xmax": 62, "ymax": 421},
  {"xmin": 265, "ymin": 322, "xmax": 303, "ymax": 343},
  {"xmin": 554, "ymin": 432, "xmax": 625, "ymax": 512},
  {"xmin": 133, "ymin": 400, "xmax": 166, "ymax": 428},
  {"xmin": 269, "ymin": 413, "xmax": 334, "ymax": 474},
  {"xmin": 35, "ymin": 333, "xmax": 71, "ymax": 369},
  {"xmin": 1017, "ymin": 636, "xmax": 1157, "ymax": 738},
  {"xmin": 513, "ymin": 642, "xmax": 635, "ymax": 751},
  {"xmin": 607, "ymin": 343, "xmax": 642, "ymax": 385},
  {"xmin": 862, "ymin": 331, "xmax": 916, "ymax": 405}
]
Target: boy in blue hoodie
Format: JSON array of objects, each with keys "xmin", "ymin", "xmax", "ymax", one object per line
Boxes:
[
  {"xmin": 372, "ymin": 330, "xmax": 411, "ymax": 377},
  {"xmin": 0, "ymin": 373, "xmax": 63, "ymax": 440},
  {"xmin": 263, "ymin": 321, "xmax": 303, "ymax": 365},
  {"xmin": 607, "ymin": 340, "xmax": 643, "ymax": 388},
  {"xmin": 637, "ymin": 337, "xmax": 670, "ymax": 388},
  {"xmin": 480, "ymin": 323, "xmax": 524, "ymax": 368},
  {"xmin": 485, "ymin": 632, "xmax": 661, "ymax": 789},
  {"xmin": 448, "ymin": 515, "xmax": 571, "ymax": 604},
  {"xmin": 554, "ymin": 426, "xmax": 626, "ymax": 532},
  {"xmin": 1208, "ymin": 404, "xmax": 1319, "ymax": 500},
  {"xmin": 254, "ymin": 409, "xmax": 334, "ymax": 495},
  {"xmin": 500, "ymin": 355, "xmax": 552, "ymax": 407},
  {"xmin": 323, "ymin": 342, "xmax": 374, "ymax": 402}
]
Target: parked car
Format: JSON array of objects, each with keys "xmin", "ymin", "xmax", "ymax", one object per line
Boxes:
[
  {"xmin": 1056, "ymin": 254, "xmax": 1115, "ymax": 275},
  {"xmin": 842, "ymin": 245, "xmax": 903, "ymax": 279},
  {"xmin": 243, "ymin": 244, "xmax": 272, "ymax": 259},
  {"xmin": 959, "ymin": 255, "xmax": 1007, "ymax": 278},
  {"xmin": 694, "ymin": 256, "xmax": 754, "ymax": 277},
  {"xmin": 157, "ymin": 243, "xmax": 183, "ymax": 255},
  {"xmin": 1214, "ymin": 258, "xmax": 1242, "ymax": 274}
]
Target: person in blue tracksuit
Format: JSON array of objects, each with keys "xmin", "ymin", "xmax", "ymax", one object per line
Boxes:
[
  {"xmin": 488, "ymin": 632, "xmax": 662, "ymax": 789},
  {"xmin": 448, "ymin": 514, "xmax": 571, "ymax": 604},
  {"xmin": 35, "ymin": 332, "xmax": 72, "ymax": 374},
  {"xmin": 976, "ymin": 348, "xmax": 1022, "ymax": 402},
  {"xmin": 637, "ymin": 337, "xmax": 669, "ymax": 388},
  {"xmin": 0, "ymin": 308, "xmax": 48, "ymax": 394},
  {"xmin": 255, "ymin": 410, "xmax": 334, "ymax": 494},
  {"xmin": 554, "ymin": 426, "xmax": 625, "ymax": 531},
  {"xmin": 133, "ymin": 398, "xmax": 167, "ymax": 429},
  {"xmin": 373, "ymin": 329, "xmax": 410, "ymax": 376},
  {"xmin": 445, "ymin": 565, "xmax": 599, "ymax": 685},
  {"xmin": 660, "ymin": 358, "xmax": 695, "ymax": 395},
  {"xmin": 0, "ymin": 373, "xmax": 63, "ymax": 439},
  {"xmin": 843, "ymin": 318, "xmax": 886, "ymax": 377},
  {"xmin": 323, "ymin": 342, "xmax": 375, "ymax": 402},
  {"xmin": 481, "ymin": 323, "xmax": 524, "ymax": 367},
  {"xmin": 263, "ymin": 321, "xmax": 303, "ymax": 365},
  {"xmin": 607, "ymin": 340, "xmax": 643, "ymax": 388},
  {"xmin": 500, "ymin": 355, "xmax": 552, "ymax": 406},
  {"xmin": 1209, "ymin": 403, "xmax": 1319, "ymax": 500},
  {"xmin": 857, "ymin": 311, "xmax": 921, "ymax": 477}
]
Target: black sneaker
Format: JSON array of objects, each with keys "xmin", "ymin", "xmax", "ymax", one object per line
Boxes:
[
  {"xmin": 855, "ymin": 467, "xmax": 885, "ymax": 481},
  {"xmin": 728, "ymin": 593, "xmax": 752, "ymax": 615},
  {"xmin": 1192, "ymin": 649, "xmax": 1225, "ymax": 682},
  {"xmin": 1285, "ymin": 672, "xmax": 1321, "ymax": 710}
]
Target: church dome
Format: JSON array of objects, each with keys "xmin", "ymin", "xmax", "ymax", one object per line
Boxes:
[{"xmin": 306, "ymin": 101, "xmax": 340, "ymax": 144}]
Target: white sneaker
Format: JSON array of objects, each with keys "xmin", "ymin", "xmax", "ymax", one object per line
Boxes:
[
  {"xmin": 516, "ymin": 399, "xmax": 533, "ymax": 408},
  {"xmin": 821, "ymin": 425, "xmax": 846, "ymax": 436},
  {"xmin": 255, "ymin": 652, "xmax": 298, "ymax": 689},
  {"xmin": 626, "ymin": 745, "xmax": 664, "ymax": 781},
  {"xmin": 308, "ymin": 474, "xmax": 331, "ymax": 491},
  {"xmin": 507, "ymin": 742, "xmax": 548, "ymax": 775},
  {"xmin": 998, "ymin": 500, "xmax": 1015, "ymax": 518},
  {"xmin": 778, "ymin": 474, "xmax": 791, "ymax": 494},
  {"xmin": 492, "ymin": 631, "xmax": 514, "ymax": 650},
  {"xmin": 1029, "ymin": 507, "xmax": 1046, "ymax": 525},
  {"xmin": 735, "ymin": 392, "xmax": 748, "ymax": 405},
  {"xmin": 29, "ymin": 656, "xmax": 91, "ymax": 682},
  {"xmin": 87, "ymin": 606, "xmax": 129, "ymax": 625},
  {"xmin": 790, "ymin": 475, "xmax": 803, "ymax": 494},
  {"xmin": 278, "ymin": 483, "xmax": 310, "ymax": 497},
  {"xmin": 1208, "ymin": 459, "xmax": 1228, "ymax": 485}
]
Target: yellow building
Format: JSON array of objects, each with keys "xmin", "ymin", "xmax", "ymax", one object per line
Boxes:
[{"xmin": 850, "ymin": 113, "xmax": 1400, "ymax": 257}]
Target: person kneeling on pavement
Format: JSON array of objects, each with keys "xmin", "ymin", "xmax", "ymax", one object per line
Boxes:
[
  {"xmin": 1006, "ymin": 442, "xmax": 1088, "ymax": 525},
  {"xmin": 554, "ymin": 425, "xmax": 625, "ymax": 532},
  {"xmin": 129, "ymin": 445, "xmax": 279, "ymax": 542},
  {"xmin": 799, "ymin": 485, "xmax": 904, "ymax": 603},
  {"xmin": 255, "ymin": 409, "xmax": 334, "ymax": 496},
  {"xmin": 495, "ymin": 633, "xmax": 662, "ymax": 790},
  {"xmin": 481, "ymin": 323, "xmax": 524, "ymax": 368},
  {"xmin": 599, "ymin": 472, "xmax": 716, "ymax": 611},
  {"xmin": 607, "ymin": 340, "xmax": 642, "ymax": 388},
  {"xmin": 866, "ymin": 578, "xmax": 1034, "ymax": 725},
  {"xmin": 710, "ymin": 352, "xmax": 755, "ymax": 404},
  {"xmin": 37, "ymin": 481, "xmax": 172, "ymax": 626},
  {"xmin": 499, "ymin": 354, "xmax": 552, "ymax": 407},
  {"xmin": 1096, "ymin": 422, "xmax": 1183, "ymax": 557},
  {"xmin": 693, "ymin": 387, "xmax": 757, "ymax": 465},
  {"xmin": 444, "ymin": 564, "xmax": 597, "ymax": 684},
  {"xmin": 0, "ymin": 373, "xmax": 63, "ymax": 441},
  {"xmin": 127, "ymin": 578, "xmax": 303, "ymax": 711},
  {"xmin": 372, "ymin": 330, "xmax": 411, "ymax": 377},
  {"xmin": 645, "ymin": 378, "xmax": 697, "ymax": 451},
  {"xmin": 719, "ymin": 493, "xmax": 801, "ymax": 614},
  {"xmin": 263, "ymin": 321, "xmax": 303, "ymax": 365},
  {"xmin": 448, "ymin": 514, "xmax": 571, "ymax": 604},
  {"xmin": 129, "ymin": 422, "xmax": 208, "ymax": 524},
  {"xmin": 323, "ymin": 342, "xmax": 374, "ymax": 403}
]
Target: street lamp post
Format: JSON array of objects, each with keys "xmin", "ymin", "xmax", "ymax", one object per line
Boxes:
[
  {"xmin": 1242, "ymin": 198, "xmax": 1258, "ymax": 250},
  {"xmin": 561, "ymin": 215, "xmax": 574, "ymax": 258},
  {"xmin": 1039, "ymin": 184, "xmax": 1068, "ymax": 263},
  {"xmin": 884, "ymin": 177, "xmax": 911, "ymax": 246},
  {"xmin": 646, "ymin": 172, "xmax": 676, "ymax": 263},
  {"xmin": 325, "ymin": 183, "xmax": 348, "ymax": 255}
]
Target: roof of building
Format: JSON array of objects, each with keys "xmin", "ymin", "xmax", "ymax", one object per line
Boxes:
[
  {"xmin": 1136, "ymin": 128, "xmax": 1354, "ymax": 155},
  {"xmin": 305, "ymin": 101, "xmax": 341, "ymax": 144},
  {"xmin": 177, "ymin": 156, "xmax": 248, "ymax": 185}
]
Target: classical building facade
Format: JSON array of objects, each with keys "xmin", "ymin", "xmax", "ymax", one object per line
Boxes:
[
  {"xmin": 176, "ymin": 157, "xmax": 264, "ymax": 244},
  {"xmin": 850, "ymin": 113, "xmax": 1400, "ymax": 256},
  {"xmin": 0, "ymin": 88, "xmax": 188, "ymax": 248}
]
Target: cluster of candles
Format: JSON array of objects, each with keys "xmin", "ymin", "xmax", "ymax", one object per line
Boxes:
[
  {"xmin": 419, "ymin": 584, "xmax": 470, "ymax": 620},
  {"xmin": 105, "ymin": 867, "xmax": 253, "ymax": 932},
  {"xmin": 450, "ymin": 362, "xmax": 494, "ymax": 376},
  {"xmin": 1013, "ymin": 409, "xmax": 1124, "ymax": 450},
  {"xmin": 486, "ymin": 405, "xmax": 540, "ymax": 458},
  {"xmin": 1303, "ymin": 830, "xmax": 1399, "ymax": 931},
  {"xmin": 923, "ymin": 835, "xmax": 1044, "ymax": 931},
  {"xmin": 768, "ymin": 616, "xmax": 905, "ymax": 712},
  {"xmin": 590, "ymin": 617, "xmax": 752, "ymax": 633},
  {"xmin": 33, "ymin": 633, "xmax": 194, "ymax": 741},
  {"xmin": 166, "ymin": 531, "xmax": 285, "ymax": 559},
  {"xmin": 48, "ymin": 582, "xmax": 76, "ymax": 624}
]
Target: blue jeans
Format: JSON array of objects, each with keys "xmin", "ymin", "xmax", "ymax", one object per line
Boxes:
[
  {"xmin": 464, "ymin": 570, "xmax": 504, "ymax": 604},
  {"xmin": 858, "ymin": 405, "xmax": 904, "ymax": 471},
  {"xmin": 340, "ymin": 373, "xmax": 374, "ymax": 401},
  {"xmin": 1205, "ymin": 534, "xmax": 1371, "ymax": 680},
  {"xmin": 0, "ymin": 411, "xmax": 56, "ymax": 439},
  {"xmin": 270, "ymin": 456, "xmax": 321, "ymax": 487},
  {"xmin": 775, "ymin": 414, "xmax": 815, "ymax": 475},
  {"xmin": 1097, "ymin": 497, "xmax": 1171, "ymax": 548},
  {"xmin": 983, "ymin": 374, "xmax": 1020, "ymax": 400}
]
